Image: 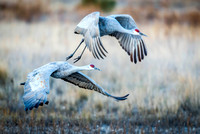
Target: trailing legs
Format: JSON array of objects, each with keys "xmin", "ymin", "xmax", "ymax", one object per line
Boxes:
[
  {"xmin": 74, "ymin": 45, "xmax": 87, "ymax": 63},
  {"xmin": 66, "ymin": 38, "xmax": 84, "ymax": 61}
]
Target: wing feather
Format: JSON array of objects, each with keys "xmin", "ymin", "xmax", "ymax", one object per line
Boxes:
[
  {"xmin": 98, "ymin": 37, "xmax": 108, "ymax": 53},
  {"xmin": 74, "ymin": 12, "xmax": 107, "ymax": 59},
  {"xmin": 96, "ymin": 37, "xmax": 106, "ymax": 57},
  {"xmin": 126, "ymin": 35, "xmax": 131, "ymax": 55},
  {"xmin": 141, "ymin": 39, "xmax": 147, "ymax": 56},
  {"xmin": 125, "ymin": 35, "xmax": 131, "ymax": 55},
  {"xmin": 108, "ymin": 14, "xmax": 147, "ymax": 63},
  {"xmin": 137, "ymin": 42, "xmax": 141, "ymax": 62},
  {"xmin": 22, "ymin": 62, "xmax": 60, "ymax": 111},
  {"xmin": 140, "ymin": 40, "xmax": 144, "ymax": 60},
  {"xmin": 130, "ymin": 38, "xmax": 133, "ymax": 62},
  {"xmin": 134, "ymin": 39, "xmax": 138, "ymax": 64},
  {"xmin": 62, "ymin": 72, "xmax": 129, "ymax": 101},
  {"xmin": 94, "ymin": 38, "xmax": 104, "ymax": 59},
  {"xmin": 93, "ymin": 38, "xmax": 100, "ymax": 58},
  {"xmin": 110, "ymin": 32, "xmax": 147, "ymax": 63}
]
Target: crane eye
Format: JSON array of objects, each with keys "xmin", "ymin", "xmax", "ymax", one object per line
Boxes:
[
  {"xmin": 90, "ymin": 64, "xmax": 95, "ymax": 68},
  {"xmin": 135, "ymin": 29, "xmax": 139, "ymax": 32}
]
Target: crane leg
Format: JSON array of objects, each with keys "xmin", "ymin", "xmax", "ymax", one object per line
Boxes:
[
  {"xmin": 66, "ymin": 39, "xmax": 84, "ymax": 61},
  {"xmin": 74, "ymin": 45, "xmax": 86, "ymax": 63}
]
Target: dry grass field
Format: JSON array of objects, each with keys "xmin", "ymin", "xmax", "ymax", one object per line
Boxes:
[{"xmin": 0, "ymin": 0, "xmax": 200, "ymax": 133}]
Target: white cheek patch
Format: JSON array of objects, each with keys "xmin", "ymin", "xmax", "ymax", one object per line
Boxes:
[
  {"xmin": 29, "ymin": 74, "xmax": 45, "ymax": 92},
  {"xmin": 133, "ymin": 30, "xmax": 139, "ymax": 35}
]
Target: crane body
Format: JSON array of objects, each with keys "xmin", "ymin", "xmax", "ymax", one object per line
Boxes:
[
  {"xmin": 67, "ymin": 12, "xmax": 147, "ymax": 63},
  {"xmin": 21, "ymin": 61, "xmax": 129, "ymax": 111}
]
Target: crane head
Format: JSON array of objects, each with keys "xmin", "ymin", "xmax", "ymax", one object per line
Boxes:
[
  {"xmin": 90, "ymin": 64, "xmax": 101, "ymax": 71},
  {"xmin": 134, "ymin": 29, "xmax": 147, "ymax": 37}
]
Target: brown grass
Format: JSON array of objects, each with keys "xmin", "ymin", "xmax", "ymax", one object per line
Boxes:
[
  {"xmin": 121, "ymin": 6, "xmax": 200, "ymax": 27},
  {"xmin": 0, "ymin": 0, "xmax": 49, "ymax": 21},
  {"xmin": 0, "ymin": 65, "xmax": 8, "ymax": 86},
  {"xmin": 184, "ymin": 10, "xmax": 200, "ymax": 26}
]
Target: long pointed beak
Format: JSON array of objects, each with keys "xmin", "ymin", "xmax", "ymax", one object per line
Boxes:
[
  {"xmin": 94, "ymin": 67, "xmax": 101, "ymax": 71},
  {"xmin": 139, "ymin": 32, "xmax": 148, "ymax": 37}
]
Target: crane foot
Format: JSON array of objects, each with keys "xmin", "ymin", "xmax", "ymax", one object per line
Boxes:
[
  {"xmin": 74, "ymin": 56, "xmax": 81, "ymax": 63},
  {"xmin": 66, "ymin": 54, "xmax": 73, "ymax": 61}
]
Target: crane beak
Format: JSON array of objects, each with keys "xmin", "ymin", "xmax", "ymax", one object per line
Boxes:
[
  {"xmin": 94, "ymin": 67, "xmax": 101, "ymax": 71},
  {"xmin": 139, "ymin": 32, "xmax": 147, "ymax": 37}
]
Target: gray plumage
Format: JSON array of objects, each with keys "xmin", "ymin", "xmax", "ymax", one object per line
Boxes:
[
  {"xmin": 22, "ymin": 61, "xmax": 129, "ymax": 111},
  {"xmin": 73, "ymin": 11, "xmax": 147, "ymax": 63}
]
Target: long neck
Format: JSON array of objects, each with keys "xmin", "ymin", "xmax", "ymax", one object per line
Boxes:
[
  {"xmin": 65, "ymin": 65, "xmax": 91, "ymax": 76},
  {"xmin": 72, "ymin": 65, "xmax": 90, "ymax": 73},
  {"xmin": 52, "ymin": 64, "xmax": 90, "ymax": 78}
]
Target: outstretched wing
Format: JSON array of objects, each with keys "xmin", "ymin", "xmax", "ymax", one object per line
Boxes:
[
  {"xmin": 61, "ymin": 72, "xmax": 129, "ymax": 101},
  {"xmin": 109, "ymin": 14, "xmax": 147, "ymax": 63},
  {"xmin": 22, "ymin": 62, "xmax": 59, "ymax": 111},
  {"xmin": 109, "ymin": 14, "xmax": 138, "ymax": 30},
  {"xmin": 74, "ymin": 12, "xmax": 108, "ymax": 59},
  {"xmin": 110, "ymin": 32, "xmax": 147, "ymax": 63}
]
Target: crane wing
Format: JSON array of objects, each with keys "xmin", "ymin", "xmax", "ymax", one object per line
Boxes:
[
  {"xmin": 22, "ymin": 62, "xmax": 59, "ymax": 111},
  {"xmin": 74, "ymin": 12, "xmax": 108, "ymax": 59},
  {"xmin": 110, "ymin": 32, "xmax": 147, "ymax": 63},
  {"xmin": 108, "ymin": 14, "xmax": 147, "ymax": 63},
  {"xmin": 61, "ymin": 72, "xmax": 129, "ymax": 101},
  {"xmin": 109, "ymin": 14, "xmax": 138, "ymax": 30}
]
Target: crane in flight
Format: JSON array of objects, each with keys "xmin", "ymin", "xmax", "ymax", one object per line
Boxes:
[
  {"xmin": 20, "ymin": 61, "xmax": 129, "ymax": 111},
  {"xmin": 66, "ymin": 11, "xmax": 147, "ymax": 63}
]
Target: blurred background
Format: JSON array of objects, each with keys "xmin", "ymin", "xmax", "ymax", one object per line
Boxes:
[{"xmin": 0, "ymin": 0, "xmax": 200, "ymax": 133}]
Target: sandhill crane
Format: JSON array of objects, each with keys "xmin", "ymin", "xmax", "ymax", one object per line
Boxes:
[
  {"xmin": 66, "ymin": 11, "xmax": 147, "ymax": 63},
  {"xmin": 20, "ymin": 61, "xmax": 129, "ymax": 111}
]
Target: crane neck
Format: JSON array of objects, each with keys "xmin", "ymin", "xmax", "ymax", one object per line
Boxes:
[
  {"xmin": 75, "ymin": 65, "xmax": 91, "ymax": 72},
  {"xmin": 64, "ymin": 65, "xmax": 90, "ymax": 75},
  {"xmin": 52, "ymin": 65, "xmax": 91, "ymax": 78}
]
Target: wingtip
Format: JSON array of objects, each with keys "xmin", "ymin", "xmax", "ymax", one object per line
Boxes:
[
  {"xmin": 25, "ymin": 107, "xmax": 28, "ymax": 112},
  {"xmin": 45, "ymin": 101, "xmax": 49, "ymax": 105},
  {"xmin": 114, "ymin": 93, "xmax": 129, "ymax": 101},
  {"xmin": 124, "ymin": 94, "xmax": 129, "ymax": 98},
  {"xmin": 20, "ymin": 82, "xmax": 25, "ymax": 85}
]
